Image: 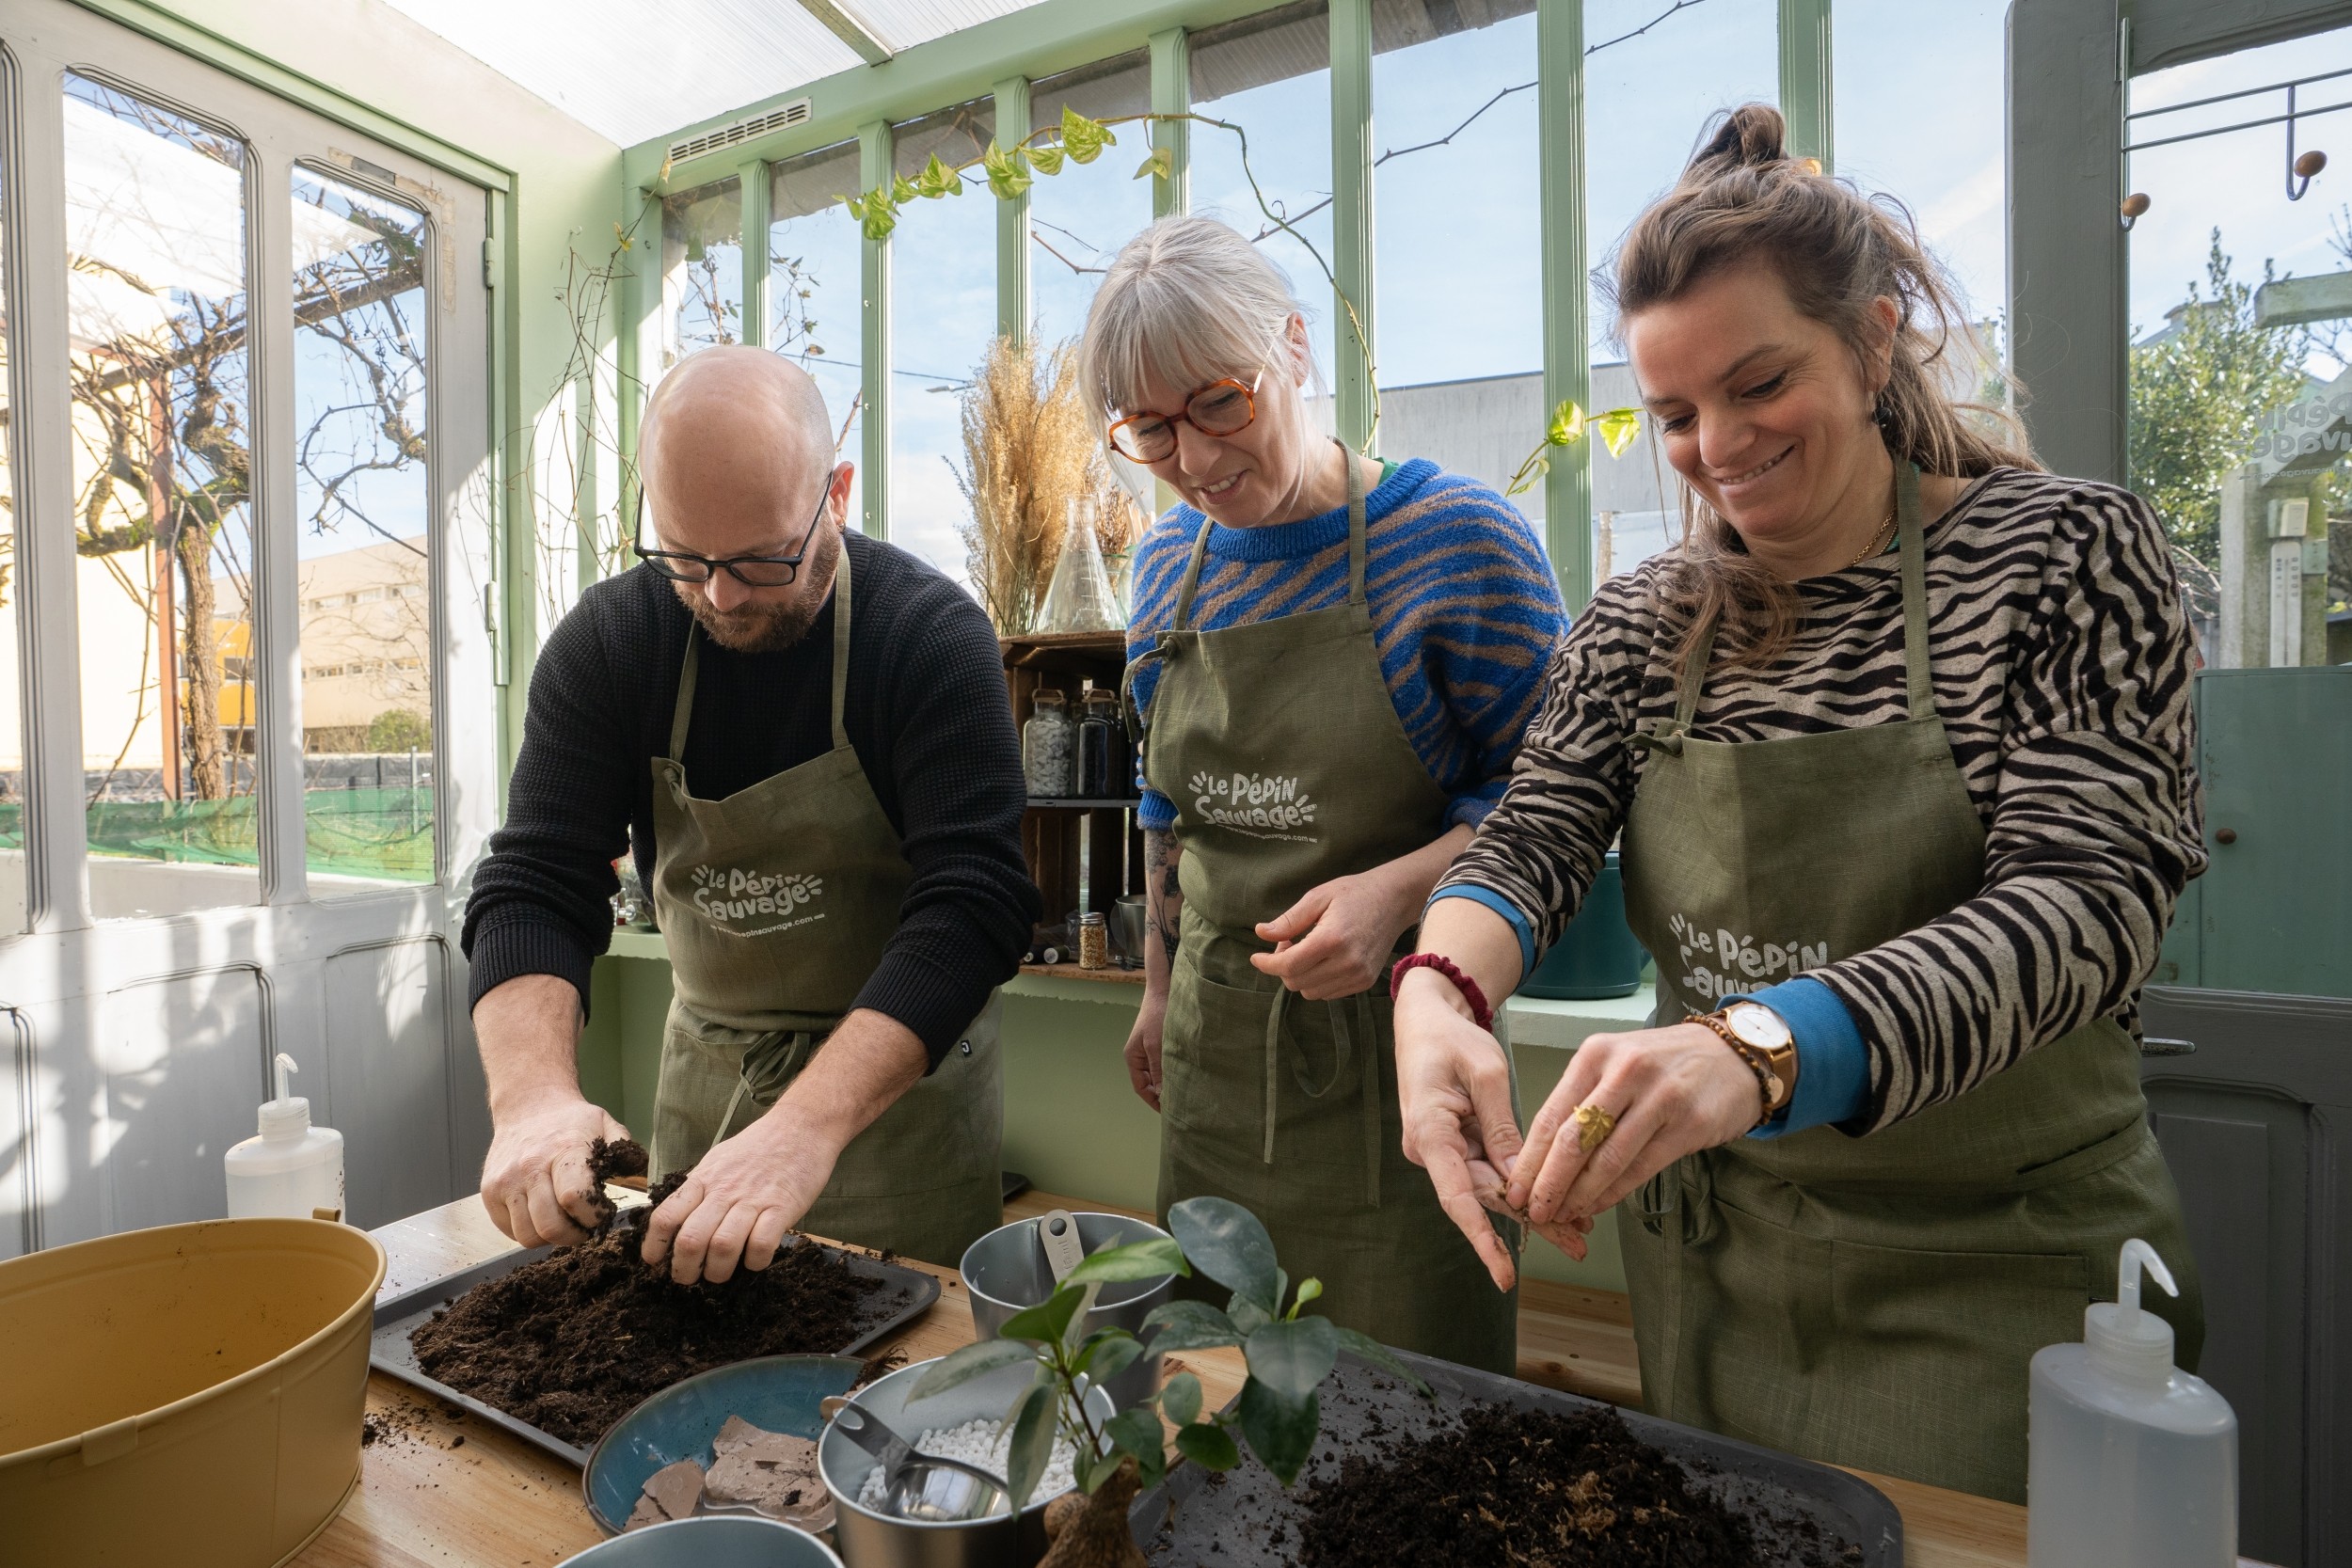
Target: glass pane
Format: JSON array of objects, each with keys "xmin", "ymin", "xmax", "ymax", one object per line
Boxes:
[
  {"xmin": 1189, "ymin": 2, "xmax": 1338, "ymax": 395},
  {"xmin": 1836, "ymin": 0, "xmax": 2007, "ymax": 328},
  {"xmin": 64, "ymin": 73, "xmax": 261, "ymax": 917},
  {"xmin": 1369, "ymin": 1, "xmax": 1542, "ymax": 515},
  {"xmin": 2124, "ymin": 26, "xmax": 2352, "ymax": 663},
  {"xmin": 1028, "ymin": 50, "xmax": 1152, "ymax": 350},
  {"xmin": 0, "ymin": 138, "xmax": 22, "ymax": 931},
  {"xmin": 660, "ymin": 175, "xmax": 743, "ymax": 376},
  {"xmin": 1584, "ymin": 0, "xmax": 1778, "ymax": 580},
  {"xmin": 888, "ymin": 97, "xmax": 995, "ymax": 580},
  {"xmin": 770, "ymin": 140, "xmax": 866, "ymax": 531},
  {"xmin": 292, "ymin": 166, "xmax": 435, "ymax": 890}
]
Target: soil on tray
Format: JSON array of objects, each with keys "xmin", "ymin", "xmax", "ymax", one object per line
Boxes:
[
  {"xmin": 1295, "ymin": 1402, "xmax": 1759, "ymax": 1568},
  {"xmin": 410, "ymin": 1147, "xmax": 894, "ymax": 1447}
]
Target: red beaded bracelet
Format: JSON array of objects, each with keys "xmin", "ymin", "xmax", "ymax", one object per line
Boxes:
[{"xmin": 1389, "ymin": 952, "xmax": 1495, "ymax": 1033}]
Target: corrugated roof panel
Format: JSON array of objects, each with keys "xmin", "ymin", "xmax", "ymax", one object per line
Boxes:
[{"xmin": 378, "ymin": 0, "xmax": 1063, "ymax": 148}]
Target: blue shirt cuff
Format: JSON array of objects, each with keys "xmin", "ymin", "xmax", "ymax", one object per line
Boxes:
[
  {"xmin": 1726, "ymin": 977, "xmax": 1868, "ymax": 1138},
  {"xmin": 1425, "ymin": 887, "xmax": 1534, "ymax": 985}
]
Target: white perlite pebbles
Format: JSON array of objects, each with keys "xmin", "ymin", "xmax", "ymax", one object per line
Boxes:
[{"xmin": 852, "ymin": 1417, "xmax": 1081, "ymax": 1510}]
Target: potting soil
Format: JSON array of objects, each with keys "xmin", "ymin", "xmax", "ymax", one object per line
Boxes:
[
  {"xmin": 409, "ymin": 1152, "xmax": 892, "ymax": 1446},
  {"xmin": 1295, "ymin": 1402, "xmax": 1857, "ymax": 1568}
]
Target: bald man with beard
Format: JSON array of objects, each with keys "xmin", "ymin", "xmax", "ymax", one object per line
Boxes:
[{"xmin": 462, "ymin": 348, "xmax": 1038, "ymax": 1280}]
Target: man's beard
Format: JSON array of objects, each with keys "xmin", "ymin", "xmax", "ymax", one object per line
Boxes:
[{"xmin": 675, "ymin": 524, "xmax": 839, "ymax": 653}]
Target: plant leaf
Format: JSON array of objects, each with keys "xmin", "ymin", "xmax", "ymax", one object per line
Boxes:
[
  {"xmin": 1084, "ymin": 1449, "xmax": 1126, "ymax": 1494},
  {"xmin": 1063, "ymin": 1236, "xmax": 1188, "ymax": 1285},
  {"xmin": 1140, "ymin": 1298, "xmax": 1244, "ymax": 1352},
  {"xmin": 1061, "ymin": 104, "xmax": 1116, "ymax": 162},
  {"xmin": 1175, "ymin": 1420, "xmax": 1241, "ymax": 1470},
  {"xmin": 1288, "ymin": 1277, "xmax": 1323, "ymax": 1317},
  {"xmin": 1028, "ymin": 143, "xmax": 1067, "ymax": 176},
  {"xmin": 1104, "ymin": 1406, "xmax": 1167, "ymax": 1489},
  {"xmin": 1227, "ymin": 1292, "xmax": 1274, "ymax": 1338},
  {"xmin": 1244, "ymin": 1316, "xmax": 1339, "ymax": 1402},
  {"xmin": 889, "ymin": 173, "xmax": 919, "ymax": 204},
  {"xmin": 1080, "ymin": 1334, "xmax": 1146, "ymax": 1386},
  {"xmin": 914, "ymin": 152, "xmax": 961, "ymax": 198},
  {"xmin": 999, "ymin": 1280, "xmax": 1089, "ymax": 1346},
  {"xmin": 1546, "ymin": 399, "xmax": 1586, "ymax": 448},
  {"xmin": 1236, "ymin": 1378, "xmax": 1319, "ymax": 1486},
  {"xmin": 1159, "ymin": 1370, "xmax": 1202, "ymax": 1428},
  {"xmin": 1063, "ymin": 1280, "xmax": 1105, "ymax": 1354},
  {"xmin": 1596, "ymin": 407, "xmax": 1643, "ymax": 457},
  {"xmin": 982, "ymin": 140, "xmax": 1033, "ymax": 200},
  {"xmin": 906, "ymin": 1337, "xmax": 1038, "ymax": 1402},
  {"xmin": 1167, "ymin": 1196, "xmax": 1280, "ymax": 1309},
  {"xmin": 1136, "ymin": 146, "xmax": 1174, "ymax": 183},
  {"xmin": 1005, "ymin": 1378, "xmax": 1059, "ymax": 1511},
  {"xmin": 1332, "ymin": 1327, "xmax": 1434, "ymax": 1397}
]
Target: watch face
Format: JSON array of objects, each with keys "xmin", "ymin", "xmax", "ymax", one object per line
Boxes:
[{"xmin": 1726, "ymin": 1001, "xmax": 1792, "ymax": 1051}]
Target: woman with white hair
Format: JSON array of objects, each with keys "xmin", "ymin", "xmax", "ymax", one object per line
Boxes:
[{"xmin": 1094, "ymin": 214, "xmax": 1566, "ymax": 1371}]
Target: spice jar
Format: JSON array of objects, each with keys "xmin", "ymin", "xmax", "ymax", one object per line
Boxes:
[
  {"xmin": 1076, "ymin": 911, "xmax": 1109, "ymax": 970},
  {"xmin": 1075, "ymin": 684, "xmax": 1119, "ymax": 799},
  {"xmin": 1023, "ymin": 688, "xmax": 1074, "ymax": 799}
]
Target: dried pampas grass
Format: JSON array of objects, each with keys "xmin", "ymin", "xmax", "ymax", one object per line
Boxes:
[{"xmin": 957, "ymin": 335, "xmax": 1143, "ymax": 635}]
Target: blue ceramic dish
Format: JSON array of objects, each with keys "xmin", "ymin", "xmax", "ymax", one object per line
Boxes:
[
  {"xmin": 582, "ymin": 1354, "xmax": 866, "ymax": 1535},
  {"xmin": 560, "ymin": 1514, "xmax": 844, "ymax": 1565}
]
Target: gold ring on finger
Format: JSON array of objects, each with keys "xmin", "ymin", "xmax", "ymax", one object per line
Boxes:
[{"xmin": 1571, "ymin": 1101, "xmax": 1617, "ymax": 1152}]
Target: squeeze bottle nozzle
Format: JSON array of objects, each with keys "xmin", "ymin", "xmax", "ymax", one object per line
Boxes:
[
  {"xmin": 2085, "ymin": 1237, "xmax": 2179, "ymax": 1387},
  {"xmin": 259, "ymin": 1051, "xmax": 311, "ymax": 1139}
]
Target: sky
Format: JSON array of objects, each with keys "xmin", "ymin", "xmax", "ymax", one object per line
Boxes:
[{"xmin": 659, "ymin": 0, "xmax": 2352, "ymax": 588}]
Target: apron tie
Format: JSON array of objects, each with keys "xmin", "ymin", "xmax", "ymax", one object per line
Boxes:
[
  {"xmin": 718, "ymin": 1029, "xmax": 818, "ymax": 1145},
  {"xmin": 1261, "ymin": 988, "xmax": 1384, "ymax": 1209}
]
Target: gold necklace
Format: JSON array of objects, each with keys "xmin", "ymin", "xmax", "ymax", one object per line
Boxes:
[{"xmin": 1845, "ymin": 499, "xmax": 1898, "ymax": 569}]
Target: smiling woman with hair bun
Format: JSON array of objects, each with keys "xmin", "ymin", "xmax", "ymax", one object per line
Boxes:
[{"xmin": 1390, "ymin": 103, "xmax": 2207, "ymax": 1502}]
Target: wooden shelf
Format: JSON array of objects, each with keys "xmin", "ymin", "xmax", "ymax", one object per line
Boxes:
[{"xmin": 1018, "ymin": 962, "xmax": 1145, "ymax": 984}]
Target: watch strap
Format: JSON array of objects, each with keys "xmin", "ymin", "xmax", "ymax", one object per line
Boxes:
[{"xmin": 1695, "ymin": 1010, "xmax": 1787, "ymax": 1123}]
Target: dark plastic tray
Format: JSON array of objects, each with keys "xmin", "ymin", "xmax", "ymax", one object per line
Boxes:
[
  {"xmin": 1129, "ymin": 1349, "xmax": 1901, "ymax": 1566},
  {"xmin": 371, "ymin": 1238, "xmax": 941, "ymax": 1467}
]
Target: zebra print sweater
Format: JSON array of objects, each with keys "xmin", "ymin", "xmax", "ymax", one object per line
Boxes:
[{"xmin": 1436, "ymin": 467, "xmax": 2208, "ymax": 1133}]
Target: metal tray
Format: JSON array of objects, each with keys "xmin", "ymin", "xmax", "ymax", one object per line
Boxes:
[
  {"xmin": 371, "ymin": 1239, "xmax": 941, "ymax": 1467},
  {"xmin": 1129, "ymin": 1348, "xmax": 1902, "ymax": 1566}
]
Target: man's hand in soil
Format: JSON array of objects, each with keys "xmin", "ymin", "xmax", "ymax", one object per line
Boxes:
[
  {"xmin": 482, "ymin": 1094, "xmax": 629, "ymax": 1247},
  {"xmin": 642, "ymin": 1006, "xmax": 928, "ymax": 1285}
]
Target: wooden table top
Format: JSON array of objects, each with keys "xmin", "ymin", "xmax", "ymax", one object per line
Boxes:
[{"xmin": 304, "ymin": 1192, "xmax": 2047, "ymax": 1568}]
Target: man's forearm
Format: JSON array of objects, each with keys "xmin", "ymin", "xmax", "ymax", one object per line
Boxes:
[
  {"xmin": 475, "ymin": 973, "xmax": 589, "ymax": 1118},
  {"xmin": 1143, "ymin": 828, "xmax": 1184, "ymax": 997},
  {"xmin": 762, "ymin": 1007, "xmax": 929, "ymax": 1154}
]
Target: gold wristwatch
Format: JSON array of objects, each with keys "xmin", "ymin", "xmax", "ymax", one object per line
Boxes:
[{"xmin": 1697, "ymin": 1001, "xmax": 1799, "ymax": 1116}]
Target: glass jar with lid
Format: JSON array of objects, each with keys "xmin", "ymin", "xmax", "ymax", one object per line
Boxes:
[{"xmin": 1023, "ymin": 688, "xmax": 1075, "ymax": 799}]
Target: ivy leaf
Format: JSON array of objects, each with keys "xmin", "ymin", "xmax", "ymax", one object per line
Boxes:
[
  {"xmin": 1546, "ymin": 399, "xmax": 1586, "ymax": 448},
  {"xmin": 1159, "ymin": 1370, "xmax": 1203, "ymax": 1428},
  {"xmin": 1080, "ymin": 1334, "xmax": 1146, "ymax": 1386},
  {"xmin": 1332, "ymin": 1327, "xmax": 1434, "ymax": 1397},
  {"xmin": 1104, "ymin": 1406, "xmax": 1168, "ymax": 1490},
  {"xmin": 890, "ymin": 173, "xmax": 920, "ymax": 204},
  {"xmin": 849, "ymin": 186, "xmax": 898, "ymax": 242},
  {"xmin": 1176, "ymin": 1420, "xmax": 1241, "ymax": 1470},
  {"xmin": 906, "ymin": 1336, "xmax": 1037, "ymax": 1402},
  {"xmin": 982, "ymin": 140, "xmax": 1033, "ymax": 200},
  {"xmin": 914, "ymin": 152, "xmax": 962, "ymax": 198},
  {"xmin": 1168, "ymin": 1196, "xmax": 1280, "ymax": 1310},
  {"xmin": 1596, "ymin": 407, "xmax": 1644, "ymax": 457},
  {"xmin": 1005, "ymin": 1377, "xmax": 1060, "ymax": 1511},
  {"xmin": 1141, "ymin": 1298, "xmax": 1244, "ymax": 1352},
  {"xmin": 1136, "ymin": 146, "xmax": 1174, "ymax": 183},
  {"xmin": 1063, "ymin": 1236, "xmax": 1189, "ymax": 1286},
  {"xmin": 1028, "ymin": 142, "xmax": 1067, "ymax": 176},
  {"xmin": 1244, "ymin": 1316, "xmax": 1339, "ymax": 1402},
  {"xmin": 612, "ymin": 220, "xmax": 634, "ymax": 253},
  {"xmin": 1236, "ymin": 1378, "xmax": 1319, "ymax": 1485},
  {"xmin": 1061, "ymin": 104, "xmax": 1117, "ymax": 163}
]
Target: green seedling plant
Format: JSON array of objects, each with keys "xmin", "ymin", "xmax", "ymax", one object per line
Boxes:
[{"xmin": 905, "ymin": 1196, "xmax": 1430, "ymax": 1512}]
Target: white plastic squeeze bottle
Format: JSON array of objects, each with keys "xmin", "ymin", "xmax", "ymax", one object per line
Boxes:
[
  {"xmin": 224, "ymin": 1052, "xmax": 347, "ymax": 1222},
  {"xmin": 2027, "ymin": 1238, "xmax": 2235, "ymax": 1567}
]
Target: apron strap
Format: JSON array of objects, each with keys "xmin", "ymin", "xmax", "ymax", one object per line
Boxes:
[
  {"xmin": 1170, "ymin": 517, "xmax": 1215, "ymax": 632},
  {"xmin": 668, "ymin": 627, "xmax": 703, "ymax": 765},
  {"xmin": 829, "ymin": 539, "xmax": 854, "ymax": 750},
  {"xmin": 1261, "ymin": 988, "xmax": 1384, "ymax": 1209},
  {"xmin": 1894, "ymin": 461, "xmax": 1933, "ymax": 722},
  {"xmin": 717, "ymin": 1030, "xmax": 818, "ymax": 1144}
]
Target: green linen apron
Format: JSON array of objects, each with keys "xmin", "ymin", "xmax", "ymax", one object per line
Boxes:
[
  {"xmin": 645, "ymin": 544, "xmax": 1004, "ymax": 1267},
  {"xmin": 1129, "ymin": 444, "xmax": 1519, "ymax": 1374},
  {"xmin": 1615, "ymin": 464, "xmax": 2201, "ymax": 1502}
]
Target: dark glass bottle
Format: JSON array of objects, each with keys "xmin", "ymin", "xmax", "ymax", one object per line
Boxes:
[{"xmin": 1076, "ymin": 688, "xmax": 1118, "ymax": 800}]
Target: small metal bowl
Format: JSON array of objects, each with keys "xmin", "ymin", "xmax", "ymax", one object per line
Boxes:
[
  {"xmin": 560, "ymin": 1514, "xmax": 844, "ymax": 1566},
  {"xmin": 583, "ymin": 1354, "xmax": 865, "ymax": 1535}
]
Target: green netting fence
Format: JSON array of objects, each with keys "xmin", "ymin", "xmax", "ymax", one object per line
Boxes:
[{"xmin": 0, "ymin": 791, "xmax": 433, "ymax": 882}]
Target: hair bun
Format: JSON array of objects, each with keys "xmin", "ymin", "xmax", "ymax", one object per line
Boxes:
[{"xmin": 1688, "ymin": 103, "xmax": 1789, "ymax": 176}]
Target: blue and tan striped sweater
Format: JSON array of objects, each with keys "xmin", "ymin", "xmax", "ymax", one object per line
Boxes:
[{"xmin": 1124, "ymin": 458, "xmax": 1567, "ymax": 832}]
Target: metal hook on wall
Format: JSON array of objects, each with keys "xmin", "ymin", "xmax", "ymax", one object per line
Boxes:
[{"xmin": 2288, "ymin": 82, "xmax": 2328, "ymax": 198}]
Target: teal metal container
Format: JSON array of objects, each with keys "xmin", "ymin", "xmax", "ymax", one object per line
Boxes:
[{"xmin": 1516, "ymin": 851, "xmax": 1645, "ymax": 1000}]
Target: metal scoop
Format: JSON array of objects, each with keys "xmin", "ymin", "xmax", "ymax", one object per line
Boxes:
[{"xmin": 820, "ymin": 1395, "xmax": 1009, "ymax": 1523}]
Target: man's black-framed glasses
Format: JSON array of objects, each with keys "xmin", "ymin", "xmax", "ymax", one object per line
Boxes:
[{"xmin": 632, "ymin": 478, "xmax": 831, "ymax": 588}]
